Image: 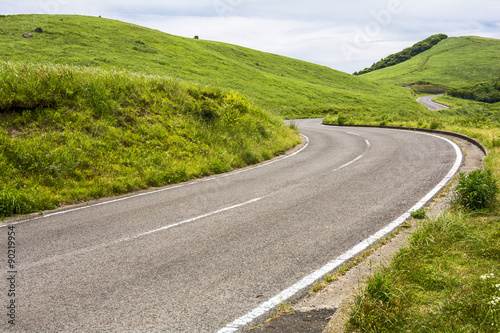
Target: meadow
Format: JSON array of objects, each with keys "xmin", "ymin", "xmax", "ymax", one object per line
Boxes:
[{"xmin": 325, "ymin": 42, "xmax": 500, "ymax": 331}]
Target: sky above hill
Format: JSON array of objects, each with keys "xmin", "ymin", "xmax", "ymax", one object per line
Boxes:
[{"xmin": 5, "ymin": 0, "xmax": 500, "ymax": 73}]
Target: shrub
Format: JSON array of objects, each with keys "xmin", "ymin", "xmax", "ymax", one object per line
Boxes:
[
  {"xmin": 454, "ymin": 169, "xmax": 499, "ymax": 211},
  {"xmin": 337, "ymin": 113, "xmax": 348, "ymax": 126},
  {"xmin": 429, "ymin": 119, "xmax": 442, "ymax": 130},
  {"xmin": 448, "ymin": 80, "xmax": 500, "ymax": 104}
]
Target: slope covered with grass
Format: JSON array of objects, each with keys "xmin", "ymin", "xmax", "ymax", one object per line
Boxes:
[
  {"xmin": 0, "ymin": 14, "xmax": 424, "ymax": 118},
  {"xmin": 354, "ymin": 34, "xmax": 448, "ymax": 76},
  {"xmin": 0, "ymin": 61, "xmax": 299, "ymax": 218},
  {"xmin": 362, "ymin": 36, "xmax": 500, "ymax": 89}
]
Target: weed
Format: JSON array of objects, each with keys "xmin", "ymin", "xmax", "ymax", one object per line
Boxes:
[
  {"xmin": 368, "ymin": 271, "xmax": 396, "ymax": 303},
  {"xmin": 348, "ymin": 211, "xmax": 500, "ymax": 332},
  {"xmin": 288, "ymin": 120, "xmax": 298, "ymax": 131},
  {"xmin": 453, "ymin": 168, "xmax": 498, "ymax": 211},
  {"xmin": 338, "ymin": 264, "xmax": 348, "ymax": 275},
  {"xmin": 324, "ymin": 274, "xmax": 335, "ymax": 283},
  {"xmin": 429, "ymin": 118, "xmax": 442, "ymax": 130},
  {"xmin": 410, "ymin": 208, "xmax": 426, "ymax": 219},
  {"xmin": 311, "ymin": 281, "xmax": 324, "ymax": 293}
]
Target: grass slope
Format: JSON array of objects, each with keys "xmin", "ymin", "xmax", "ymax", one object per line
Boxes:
[
  {"xmin": 0, "ymin": 14, "xmax": 424, "ymax": 118},
  {"xmin": 362, "ymin": 36, "xmax": 500, "ymax": 89},
  {"xmin": 0, "ymin": 61, "xmax": 299, "ymax": 218}
]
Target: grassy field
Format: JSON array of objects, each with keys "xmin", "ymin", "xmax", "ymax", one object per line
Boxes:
[
  {"xmin": 0, "ymin": 14, "xmax": 425, "ymax": 118},
  {"xmin": 0, "ymin": 61, "xmax": 299, "ymax": 218},
  {"xmin": 362, "ymin": 36, "xmax": 500, "ymax": 89}
]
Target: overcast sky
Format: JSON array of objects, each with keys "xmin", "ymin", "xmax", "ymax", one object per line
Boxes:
[{"xmin": 5, "ymin": 0, "xmax": 500, "ymax": 73}]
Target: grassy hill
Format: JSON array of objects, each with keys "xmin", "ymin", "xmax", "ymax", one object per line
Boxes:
[
  {"xmin": 0, "ymin": 61, "xmax": 300, "ymax": 218},
  {"xmin": 354, "ymin": 34, "xmax": 448, "ymax": 76},
  {"xmin": 0, "ymin": 14, "xmax": 424, "ymax": 118},
  {"xmin": 361, "ymin": 36, "xmax": 500, "ymax": 89}
]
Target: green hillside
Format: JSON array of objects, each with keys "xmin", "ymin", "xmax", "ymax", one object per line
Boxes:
[
  {"xmin": 354, "ymin": 34, "xmax": 448, "ymax": 76},
  {"xmin": 0, "ymin": 61, "xmax": 300, "ymax": 218},
  {"xmin": 361, "ymin": 36, "xmax": 500, "ymax": 89},
  {"xmin": 0, "ymin": 14, "xmax": 424, "ymax": 118}
]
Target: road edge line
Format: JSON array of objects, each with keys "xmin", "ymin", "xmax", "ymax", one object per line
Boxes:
[{"xmin": 217, "ymin": 133, "xmax": 463, "ymax": 333}]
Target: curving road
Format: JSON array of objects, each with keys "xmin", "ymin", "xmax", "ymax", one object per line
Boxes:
[
  {"xmin": 2, "ymin": 119, "xmax": 461, "ymax": 332},
  {"xmin": 417, "ymin": 95, "xmax": 449, "ymax": 111}
]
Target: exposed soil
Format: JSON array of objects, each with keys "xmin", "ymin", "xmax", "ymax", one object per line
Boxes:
[{"xmin": 252, "ymin": 309, "xmax": 335, "ymax": 332}]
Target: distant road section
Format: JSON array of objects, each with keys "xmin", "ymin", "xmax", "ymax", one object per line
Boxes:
[{"xmin": 417, "ymin": 95, "xmax": 450, "ymax": 111}]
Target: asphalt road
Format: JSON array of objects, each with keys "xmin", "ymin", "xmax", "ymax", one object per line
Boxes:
[
  {"xmin": 1, "ymin": 119, "xmax": 461, "ymax": 332},
  {"xmin": 417, "ymin": 95, "xmax": 450, "ymax": 111}
]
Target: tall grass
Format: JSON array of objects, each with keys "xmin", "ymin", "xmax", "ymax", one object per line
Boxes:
[
  {"xmin": 348, "ymin": 210, "xmax": 500, "ymax": 332},
  {"xmin": 0, "ymin": 61, "xmax": 300, "ymax": 218}
]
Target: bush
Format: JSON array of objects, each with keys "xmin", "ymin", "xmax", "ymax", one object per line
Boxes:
[
  {"xmin": 448, "ymin": 80, "xmax": 500, "ymax": 104},
  {"xmin": 337, "ymin": 113, "xmax": 348, "ymax": 126},
  {"xmin": 454, "ymin": 169, "xmax": 498, "ymax": 211}
]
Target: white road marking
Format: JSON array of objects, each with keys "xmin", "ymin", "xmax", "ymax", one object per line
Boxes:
[
  {"xmin": 333, "ymin": 132, "xmax": 371, "ymax": 172},
  {"xmin": 1, "ymin": 135, "xmax": 309, "ymax": 228},
  {"xmin": 117, "ymin": 197, "xmax": 262, "ymax": 243},
  {"xmin": 23, "ymin": 197, "xmax": 263, "ymax": 270},
  {"xmin": 218, "ymin": 132, "xmax": 463, "ymax": 333}
]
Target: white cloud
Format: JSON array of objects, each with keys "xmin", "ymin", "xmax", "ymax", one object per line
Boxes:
[{"xmin": 3, "ymin": 0, "xmax": 500, "ymax": 73}]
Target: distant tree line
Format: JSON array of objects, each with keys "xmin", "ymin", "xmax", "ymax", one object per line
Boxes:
[
  {"xmin": 354, "ymin": 34, "xmax": 448, "ymax": 75},
  {"xmin": 448, "ymin": 80, "xmax": 500, "ymax": 103}
]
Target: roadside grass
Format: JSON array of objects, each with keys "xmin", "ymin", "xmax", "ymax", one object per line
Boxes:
[
  {"xmin": 346, "ymin": 209, "xmax": 500, "ymax": 332},
  {"xmin": 0, "ymin": 61, "xmax": 300, "ymax": 218},
  {"xmin": 2, "ymin": 14, "xmax": 500, "ymax": 331},
  {"xmin": 0, "ymin": 14, "xmax": 425, "ymax": 118}
]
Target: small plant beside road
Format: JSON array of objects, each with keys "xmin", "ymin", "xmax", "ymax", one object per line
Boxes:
[
  {"xmin": 453, "ymin": 168, "xmax": 499, "ymax": 211},
  {"xmin": 410, "ymin": 208, "xmax": 426, "ymax": 219}
]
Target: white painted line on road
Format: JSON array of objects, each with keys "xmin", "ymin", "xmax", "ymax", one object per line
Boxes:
[
  {"xmin": 1, "ymin": 135, "xmax": 309, "ymax": 228},
  {"xmin": 117, "ymin": 197, "xmax": 262, "ymax": 243},
  {"xmin": 202, "ymin": 134, "xmax": 310, "ymax": 181},
  {"xmin": 333, "ymin": 154, "xmax": 364, "ymax": 171},
  {"xmin": 22, "ymin": 197, "xmax": 264, "ymax": 270},
  {"xmin": 333, "ymin": 133, "xmax": 371, "ymax": 172},
  {"xmin": 218, "ymin": 133, "xmax": 463, "ymax": 333}
]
